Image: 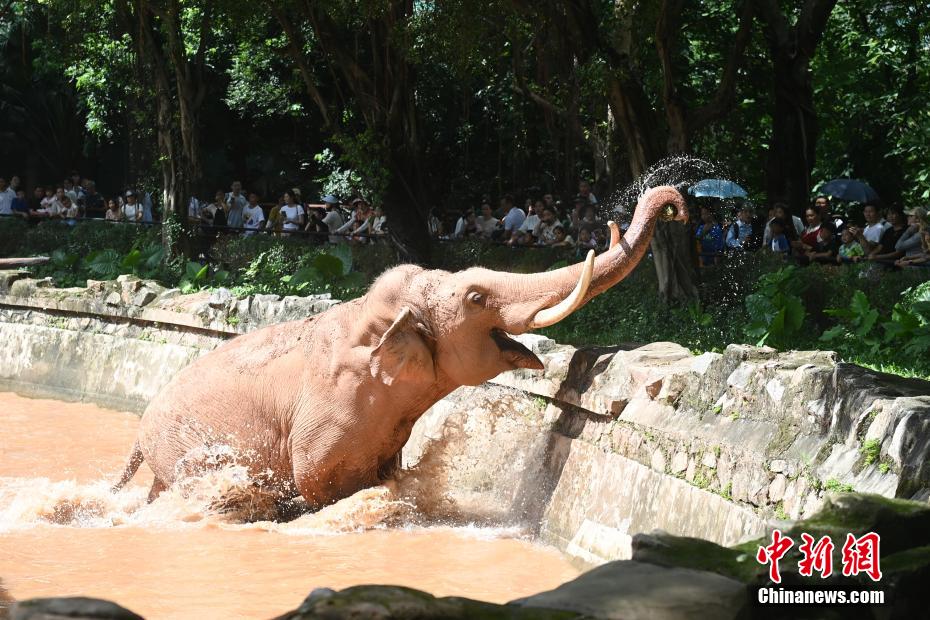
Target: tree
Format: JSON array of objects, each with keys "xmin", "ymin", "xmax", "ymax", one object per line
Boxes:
[
  {"xmin": 267, "ymin": 0, "xmax": 431, "ymax": 263},
  {"xmin": 756, "ymin": 0, "xmax": 837, "ymax": 215}
]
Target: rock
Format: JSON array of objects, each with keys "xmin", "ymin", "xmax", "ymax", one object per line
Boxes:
[
  {"xmin": 104, "ymin": 292, "xmax": 121, "ymax": 306},
  {"xmin": 631, "ymin": 531, "xmax": 760, "ymax": 583},
  {"xmin": 685, "ymin": 459, "xmax": 696, "ymax": 483},
  {"xmin": 769, "ymin": 459, "xmax": 787, "ymax": 473},
  {"xmin": 701, "ymin": 452, "xmax": 717, "ymax": 469},
  {"xmin": 768, "ymin": 474, "xmax": 787, "ymax": 503},
  {"xmin": 9, "ymin": 278, "xmax": 37, "ymax": 298},
  {"xmin": 153, "ymin": 288, "xmax": 180, "ymax": 305},
  {"xmin": 131, "ymin": 290, "xmax": 157, "ymax": 307},
  {"xmin": 11, "ymin": 597, "xmax": 143, "ymax": 620},
  {"xmin": 651, "ymin": 449, "xmax": 666, "ymax": 473},
  {"xmin": 277, "ymin": 585, "xmax": 568, "ymax": 620},
  {"xmin": 513, "ymin": 560, "xmax": 749, "ymax": 620},
  {"xmin": 0, "ymin": 269, "xmax": 29, "ymax": 294},
  {"xmin": 670, "ymin": 452, "xmax": 689, "ymax": 474},
  {"xmin": 208, "ymin": 287, "xmax": 234, "ymax": 309}
]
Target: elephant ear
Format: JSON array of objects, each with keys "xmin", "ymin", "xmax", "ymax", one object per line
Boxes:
[{"xmin": 370, "ymin": 307, "xmax": 435, "ymax": 386}]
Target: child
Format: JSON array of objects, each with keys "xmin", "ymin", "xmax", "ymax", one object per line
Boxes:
[
  {"xmin": 836, "ymin": 228, "xmax": 864, "ymax": 264},
  {"xmin": 551, "ymin": 225, "xmax": 575, "ymax": 247},
  {"xmin": 769, "ymin": 218, "xmax": 790, "ymax": 257},
  {"xmin": 577, "ymin": 227, "xmax": 597, "ymax": 250}
]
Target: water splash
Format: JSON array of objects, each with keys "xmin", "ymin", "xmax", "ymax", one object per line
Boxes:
[{"xmin": 599, "ymin": 155, "xmax": 744, "ymax": 225}]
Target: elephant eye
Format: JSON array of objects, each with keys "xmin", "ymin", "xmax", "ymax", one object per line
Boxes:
[{"xmin": 467, "ymin": 291, "xmax": 485, "ymax": 306}]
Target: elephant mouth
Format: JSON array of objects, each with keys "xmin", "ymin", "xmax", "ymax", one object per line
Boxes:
[{"xmin": 491, "ymin": 329, "xmax": 544, "ymax": 370}]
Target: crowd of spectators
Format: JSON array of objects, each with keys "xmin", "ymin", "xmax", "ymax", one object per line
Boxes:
[
  {"xmin": 440, "ymin": 180, "xmax": 615, "ymax": 253},
  {"xmin": 187, "ymin": 183, "xmax": 388, "ymax": 243},
  {"xmin": 0, "ymin": 172, "xmax": 153, "ymax": 225},
  {"xmin": 3, "ymin": 170, "xmax": 928, "ymax": 269},
  {"xmin": 696, "ymin": 196, "xmax": 930, "ymax": 271}
]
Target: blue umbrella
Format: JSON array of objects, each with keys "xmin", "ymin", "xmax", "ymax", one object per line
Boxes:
[
  {"xmin": 688, "ymin": 179, "xmax": 748, "ymax": 199},
  {"xmin": 818, "ymin": 179, "xmax": 879, "ymax": 204}
]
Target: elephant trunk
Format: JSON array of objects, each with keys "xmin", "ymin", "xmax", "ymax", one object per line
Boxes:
[{"xmin": 494, "ymin": 185, "xmax": 688, "ymax": 333}]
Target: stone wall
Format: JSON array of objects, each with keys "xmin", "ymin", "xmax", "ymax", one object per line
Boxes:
[{"xmin": 2, "ymin": 270, "xmax": 929, "ymax": 565}]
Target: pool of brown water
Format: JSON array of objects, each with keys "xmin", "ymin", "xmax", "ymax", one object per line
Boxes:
[{"xmin": 0, "ymin": 392, "xmax": 579, "ymax": 619}]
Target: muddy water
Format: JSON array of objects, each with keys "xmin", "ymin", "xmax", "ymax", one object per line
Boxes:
[{"xmin": 0, "ymin": 393, "xmax": 579, "ymax": 619}]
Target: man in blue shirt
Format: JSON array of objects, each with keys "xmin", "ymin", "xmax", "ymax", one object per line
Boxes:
[{"xmin": 725, "ymin": 206, "xmax": 754, "ymax": 250}]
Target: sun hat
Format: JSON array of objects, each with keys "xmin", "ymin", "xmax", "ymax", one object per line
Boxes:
[{"xmin": 322, "ymin": 194, "xmax": 339, "ymax": 204}]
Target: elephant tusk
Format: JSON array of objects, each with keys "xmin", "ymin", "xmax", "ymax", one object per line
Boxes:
[
  {"xmin": 528, "ymin": 249, "xmax": 595, "ymax": 329},
  {"xmin": 607, "ymin": 221, "xmax": 620, "ymax": 249}
]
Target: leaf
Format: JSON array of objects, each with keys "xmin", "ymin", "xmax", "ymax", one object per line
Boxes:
[
  {"xmin": 855, "ymin": 308, "xmax": 879, "ymax": 337},
  {"xmin": 291, "ymin": 266, "xmax": 323, "ymax": 287},
  {"xmin": 311, "ymin": 252, "xmax": 344, "ymax": 280},
  {"xmin": 336, "ymin": 271, "xmax": 367, "ymax": 291},
  {"xmin": 121, "ymin": 249, "xmax": 142, "ymax": 268},
  {"xmin": 185, "ymin": 261, "xmax": 206, "ymax": 281},
  {"xmin": 213, "ymin": 270, "xmax": 230, "ymax": 285},
  {"xmin": 782, "ymin": 296, "xmax": 806, "ymax": 334},
  {"xmin": 850, "ymin": 290, "xmax": 872, "ymax": 317},
  {"xmin": 820, "ymin": 325, "xmax": 846, "ymax": 342},
  {"xmin": 327, "ymin": 243, "xmax": 353, "ymax": 276}
]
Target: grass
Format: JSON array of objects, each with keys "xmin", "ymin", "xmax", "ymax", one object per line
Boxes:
[{"xmin": 860, "ymin": 439, "xmax": 881, "ymax": 466}]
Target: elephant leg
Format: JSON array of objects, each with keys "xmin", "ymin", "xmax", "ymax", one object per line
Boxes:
[
  {"xmin": 377, "ymin": 450, "xmax": 403, "ymax": 481},
  {"xmin": 147, "ymin": 477, "xmax": 167, "ymax": 503}
]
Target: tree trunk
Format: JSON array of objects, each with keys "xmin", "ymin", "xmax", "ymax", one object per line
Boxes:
[
  {"xmin": 765, "ymin": 54, "xmax": 818, "ymax": 215},
  {"xmin": 758, "ymin": 0, "xmax": 838, "ymax": 215}
]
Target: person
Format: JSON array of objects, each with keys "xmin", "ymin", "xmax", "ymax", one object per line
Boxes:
[
  {"xmin": 200, "ymin": 191, "xmax": 228, "ymax": 232},
  {"xmin": 0, "ymin": 177, "xmax": 16, "ymax": 216},
  {"xmin": 769, "ymin": 218, "xmax": 790, "ymax": 257},
  {"xmin": 9, "ymin": 175, "xmax": 21, "ymax": 192},
  {"xmin": 10, "ymin": 189, "xmax": 30, "ymax": 220},
  {"xmin": 501, "ymin": 195, "xmax": 525, "ymax": 241},
  {"xmin": 320, "ymin": 195, "xmax": 345, "ymax": 243},
  {"xmin": 243, "ymin": 192, "xmax": 266, "ymax": 235},
  {"xmin": 428, "ymin": 208, "xmax": 442, "ymax": 237},
  {"xmin": 516, "ymin": 200, "xmax": 542, "ymax": 241},
  {"xmin": 63, "ymin": 178, "xmax": 79, "ymax": 204},
  {"xmin": 577, "ymin": 227, "xmax": 597, "ymax": 250},
  {"xmin": 896, "ymin": 228, "xmax": 930, "ymax": 268},
  {"xmin": 695, "ymin": 206, "xmax": 724, "ymax": 266},
  {"xmin": 475, "ymin": 202, "xmax": 499, "ymax": 238},
  {"xmin": 60, "ymin": 195, "xmax": 80, "ymax": 225},
  {"xmin": 763, "ymin": 203, "xmax": 803, "ymax": 247},
  {"xmin": 795, "ymin": 207, "xmax": 835, "ymax": 264},
  {"xmin": 453, "ymin": 209, "xmax": 474, "ymax": 239},
  {"xmin": 279, "ymin": 190, "xmax": 304, "ymax": 234},
  {"xmin": 725, "ymin": 206, "xmax": 754, "ymax": 251},
  {"xmin": 836, "ymin": 229, "xmax": 864, "ymax": 264},
  {"xmin": 369, "ymin": 205, "xmax": 387, "ymax": 236},
  {"xmin": 336, "ymin": 198, "xmax": 372, "ymax": 241},
  {"xmin": 578, "ymin": 180, "xmax": 598, "ymax": 205},
  {"xmin": 122, "ymin": 191, "xmax": 144, "ymax": 223},
  {"xmin": 83, "ymin": 181, "xmax": 105, "ymax": 218},
  {"xmin": 265, "ymin": 195, "xmax": 286, "ymax": 233},
  {"xmin": 534, "ymin": 206, "xmax": 560, "ymax": 245},
  {"xmin": 592, "ymin": 227, "xmax": 609, "ymax": 252},
  {"xmin": 550, "ymin": 224, "xmax": 574, "ymax": 247},
  {"xmin": 225, "ymin": 181, "xmax": 247, "ymax": 229},
  {"xmin": 453, "ymin": 209, "xmax": 478, "ymax": 239},
  {"xmin": 865, "ymin": 206, "xmax": 906, "ymax": 264},
  {"xmin": 105, "ymin": 199, "xmax": 122, "ymax": 222},
  {"xmin": 848, "ymin": 203, "xmax": 889, "ymax": 254},
  {"xmin": 895, "ymin": 207, "xmax": 928, "ymax": 264}
]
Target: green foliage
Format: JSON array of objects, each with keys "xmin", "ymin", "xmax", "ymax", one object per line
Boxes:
[
  {"xmin": 824, "ymin": 478, "xmax": 856, "ymax": 493},
  {"xmin": 860, "ymin": 439, "xmax": 881, "ymax": 467},
  {"xmin": 744, "ymin": 266, "xmax": 807, "ymax": 348},
  {"xmin": 179, "ymin": 261, "xmax": 228, "ymax": 294},
  {"xmin": 820, "ymin": 283, "xmax": 930, "ymax": 376}
]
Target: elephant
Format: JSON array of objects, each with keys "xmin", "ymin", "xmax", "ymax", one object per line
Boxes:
[{"xmin": 112, "ymin": 186, "xmax": 687, "ymax": 510}]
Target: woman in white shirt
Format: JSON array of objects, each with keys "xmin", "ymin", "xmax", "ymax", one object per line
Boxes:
[
  {"xmin": 122, "ymin": 191, "xmax": 143, "ymax": 222},
  {"xmin": 279, "ymin": 190, "xmax": 304, "ymax": 234}
]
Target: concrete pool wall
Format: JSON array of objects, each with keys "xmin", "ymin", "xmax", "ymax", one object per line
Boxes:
[{"xmin": 2, "ymin": 271, "xmax": 929, "ymax": 564}]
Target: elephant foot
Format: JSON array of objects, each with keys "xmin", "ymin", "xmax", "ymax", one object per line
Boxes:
[
  {"xmin": 207, "ymin": 484, "xmax": 279, "ymax": 523},
  {"xmin": 147, "ymin": 478, "xmax": 167, "ymax": 503}
]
